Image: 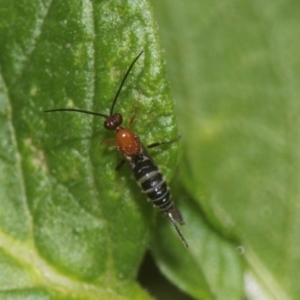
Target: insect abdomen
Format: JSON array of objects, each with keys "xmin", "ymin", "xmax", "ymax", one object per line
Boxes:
[{"xmin": 130, "ymin": 153, "xmax": 183, "ymax": 224}]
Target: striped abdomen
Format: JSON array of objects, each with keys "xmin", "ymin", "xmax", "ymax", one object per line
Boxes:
[{"xmin": 129, "ymin": 150, "xmax": 184, "ymax": 225}]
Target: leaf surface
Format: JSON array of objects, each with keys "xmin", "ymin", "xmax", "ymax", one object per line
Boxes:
[
  {"xmin": 0, "ymin": 1, "xmax": 179, "ymax": 299},
  {"xmin": 151, "ymin": 0, "xmax": 300, "ymax": 299}
]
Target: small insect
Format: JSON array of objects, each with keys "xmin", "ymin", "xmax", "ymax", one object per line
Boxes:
[{"xmin": 44, "ymin": 51, "xmax": 188, "ymax": 247}]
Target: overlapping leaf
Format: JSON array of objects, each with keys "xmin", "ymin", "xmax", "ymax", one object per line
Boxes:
[{"xmin": 151, "ymin": 0, "xmax": 300, "ymax": 299}]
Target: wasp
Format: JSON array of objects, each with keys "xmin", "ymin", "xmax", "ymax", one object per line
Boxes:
[{"xmin": 45, "ymin": 51, "xmax": 188, "ymax": 247}]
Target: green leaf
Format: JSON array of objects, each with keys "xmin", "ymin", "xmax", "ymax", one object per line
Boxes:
[
  {"xmin": 153, "ymin": 176, "xmax": 244, "ymax": 300},
  {"xmin": 151, "ymin": 0, "xmax": 300, "ymax": 299},
  {"xmin": 0, "ymin": 1, "xmax": 179, "ymax": 299}
]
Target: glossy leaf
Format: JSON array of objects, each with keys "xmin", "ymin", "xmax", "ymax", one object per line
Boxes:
[{"xmin": 0, "ymin": 1, "xmax": 179, "ymax": 299}]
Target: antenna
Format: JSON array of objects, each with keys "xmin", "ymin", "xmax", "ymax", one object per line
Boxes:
[
  {"xmin": 110, "ymin": 50, "xmax": 144, "ymax": 115},
  {"xmin": 44, "ymin": 108, "xmax": 108, "ymax": 117},
  {"xmin": 44, "ymin": 51, "xmax": 144, "ymax": 117}
]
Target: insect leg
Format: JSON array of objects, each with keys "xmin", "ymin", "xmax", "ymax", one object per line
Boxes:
[
  {"xmin": 101, "ymin": 138, "xmax": 115, "ymax": 145},
  {"xmin": 147, "ymin": 135, "xmax": 181, "ymax": 149},
  {"xmin": 128, "ymin": 91, "xmax": 141, "ymax": 128},
  {"xmin": 115, "ymin": 159, "xmax": 126, "ymax": 171}
]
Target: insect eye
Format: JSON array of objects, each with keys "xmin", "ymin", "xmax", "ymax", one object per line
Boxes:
[
  {"xmin": 114, "ymin": 113, "xmax": 123, "ymax": 126},
  {"xmin": 104, "ymin": 113, "xmax": 123, "ymax": 130},
  {"xmin": 103, "ymin": 120, "xmax": 111, "ymax": 129}
]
